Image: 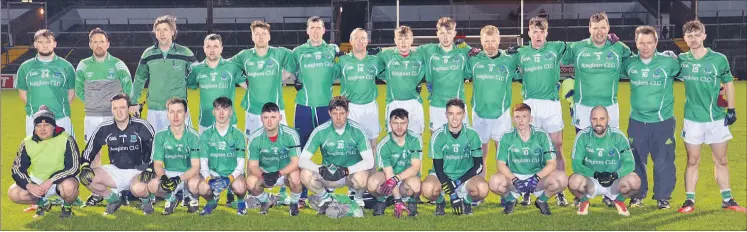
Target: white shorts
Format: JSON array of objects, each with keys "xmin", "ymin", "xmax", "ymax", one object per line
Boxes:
[
  {"xmin": 586, "ymin": 177, "xmax": 621, "ymax": 199},
  {"xmin": 348, "ymin": 101, "xmax": 381, "ymax": 139},
  {"xmin": 84, "ymin": 116, "xmax": 112, "ymax": 141},
  {"xmin": 524, "ymin": 99, "xmax": 564, "ymax": 133},
  {"xmin": 386, "ymin": 99, "xmax": 425, "ymax": 135},
  {"xmin": 472, "ymin": 109, "xmax": 512, "ymax": 143},
  {"xmin": 29, "ymin": 176, "xmax": 58, "ymax": 198},
  {"xmin": 574, "ymin": 103, "xmax": 620, "ymax": 129},
  {"xmin": 26, "ymin": 116, "xmax": 74, "ymax": 138},
  {"xmin": 148, "ymin": 109, "xmax": 193, "ymax": 133},
  {"xmin": 681, "ymin": 119, "xmax": 733, "ymax": 145},
  {"xmin": 506, "ymin": 173, "xmax": 547, "ymax": 198},
  {"xmin": 165, "ymin": 170, "xmax": 186, "ymax": 193},
  {"xmin": 430, "ymin": 106, "xmax": 469, "ymax": 131},
  {"xmin": 100, "ymin": 165, "xmax": 141, "ymax": 192},
  {"xmin": 244, "ymin": 110, "xmax": 288, "ymax": 136}
]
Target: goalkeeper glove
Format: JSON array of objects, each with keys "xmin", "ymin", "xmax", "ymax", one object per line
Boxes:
[
  {"xmin": 725, "ymin": 108, "xmax": 737, "ymax": 126},
  {"xmin": 293, "ymin": 78, "xmax": 303, "ymax": 91},
  {"xmin": 327, "ymin": 167, "xmax": 349, "ymax": 181},
  {"xmin": 137, "ymin": 167, "xmax": 156, "ymax": 183},
  {"xmin": 467, "ymin": 47, "xmax": 482, "ymax": 57},
  {"xmin": 607, "ymin": 33, "xmax": 620, "ymax": 44},
  {"xmin": 393, "ymin": 201, "xmax": 410, "ymax": 218},
  {"xmin": 449, "ymin": 193, "xmax": 464, "ymax": 215},
  {"xmin": 441, "ymin": 179, "xmax": 460, "ymax": 195},
  {"xmin": 379, "ymin": 176, "xmax": 400, "ymax": 196},
  {"xmin": 525, "ymin": 174, "xmax": 541, "ymax": 193},
  {"xmin": 426, "ymin": 82, "xmax": 433, "ymax": 93},
  {"xmin": 160, "ymin": 175, "xmax": 181, "ymax": 193},
  {"xmin": 319, "ymin": 166, "xmax": 334, "ymax": 181},
  {"xmin": 512, "ymin": 177, "xmax": 526, "ymax": 193},
  {"xmin": 594, "ymin": 171, "xmax": 618, "ymax": 187},
  {"xmin": 78, "ymin": 162, "xmax": 95, "ymax": 186},
  {"xmin": 263, "ymin": 171, "xmax": 280, "ymax": 186}
]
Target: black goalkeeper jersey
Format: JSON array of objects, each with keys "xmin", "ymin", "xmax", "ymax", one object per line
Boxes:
[{"xmin": 81, "ymin": 117, "xmax": 155, "ymax": 170}]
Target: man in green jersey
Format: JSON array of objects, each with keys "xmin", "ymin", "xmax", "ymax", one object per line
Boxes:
[
  {"xmin": 145, "ymin": 98, "xmax": 202, "ymax": 215},
  {"xmin": 245, "ymin": 102, "xmax": 303, "ymax": 216},
  {"xmin": 130, "ymin": 15, "xmax": 197, "ymax": 132},
  {"xmin": 676, "ymin": 20, "xmax": 744, "ymax": 213},
  {"xmin": 187, "ymin": 34, "xmax": 247, "ymax": 133},
  {"xmin": 367, "ymin": 108, "xmax": 422, "ymax": 218},
  {"xmin": 337, "ymin": 28, "xmax": 385, "ymax": 153},
  {"xmin": 378, "ymin": 26, "xmax": 426, "ymax": 135},
  {"xmin": 422, "ymin": 98, "xmax": 488, "ymax": 216},
  {"xmin": 488, "ymin": 103, "xmax": 567, "ymax": 215},
  {"xmin": 16, "ymin": 29, "xmax": 76, "ymax": 137},
  {"xmin": 299, "ymin": 96, "xmax": 375, "ymax": 213},
  {"xmin": 9, "ymin": 107, "xmax": 80, "ymax": 219},
  {"xmin": 196, "ymin": 97, "xmax": 248, "ymax": 215},
  {"xmin": 569, "ymin": 106, "xmax": 640, "ymax": 216},
  {"xmin": 565, "ymin": 12, "xmax": 631, "ymax": 131},
  {"xmin": 620, "ymin": 26, "xmax": 680, "ymax": 209},
  {"xmin": 232, "ymin": 20, "xmax": 293, "ymax": 135}
]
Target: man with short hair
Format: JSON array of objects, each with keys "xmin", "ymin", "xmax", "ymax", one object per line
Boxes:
[
  {"xmin": 16, "ymin": 29, "xmax": 76, "ymax": 137},
  {"xmin": 367, "ymin": 108, "xmax": 422, "ymax": 218},
  {"xmin": 569, "ymin": 106, "xmax": 640, "ymax": 216},
  {"xmin": 676, "ymin": 20, "xmax": 744, "ymax": 213},
  {"xmin": 245, "ymin": 102, "xmax": 303, "ymax": 216},
  {"xmin": 488, "ymin": 103, "xmax": 567, "ymax": 215},
  {"xmin": 9, "ymin": 106, "xmax": 80, "ymax": 218},
  {"xmin": 421, "ymin": 98, "xmax": 489, "ymax": 216}
]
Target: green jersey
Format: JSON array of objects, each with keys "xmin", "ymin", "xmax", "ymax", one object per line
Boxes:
[
  {"xmin": 303, "ymin": 121, "xmax": 371, "ymax": 168},
  {"xmin": 75, "ymin": 53, "xmax": 132, "ymax": 116},
  {"xmin": 375, "ymin": 131, "xmax": 423, "ymax": 175},
  {"xmin": 231, "ymin": 47, "xmax": 292, "ymax": 115},
  {"xmin": 131, "ymin": 43, "xmax": 197, "ymax": 110},
  {"xmin": 515, "ymin": 41, "xmax": 567, "ymax": 100},
  {"xmin": 565, "ymin": 38, "xmax": 632, "ymax": 106},
  {"xmin": 464, "ymin": 50, "xmax": 519, "ymax": 119},
  {"xmin": 187, "ymin": 58, "xmax": 246, "ymax": 127},
  {"xmin": 571, "ymin": 127, "xmax": 634, "ymax": 177},
  {"xmin": 496, "ymin": 126, "xmax": 555, "ymax": 175},
  {"xmin": 621, "ymin": 52, "xmax": 681, "ymax": 123},
  {"xmin": 247, "ymin": 125, "xmax": 301, "ymax": 173},
  {"xmin": 152, "ymin": 126, "xmax": 201, "ymax": 172},
  {"xmin": 337, "ymin": 53, "xmax": 385, "ymax": 104},
  {"xmin": 199, "ymin": 125, "xmax": 247, "ymax": 177},
  {"xmin": 286, "ymin": 40, "xmax": 340, "ymax": 107},
  {"xmin": 377, "ymin": 49, "xmax": 425, "ymax": 103},
  {"xmin": 428, "ymin": 124, "xmax": 482, "ymax": 180},
  {"xmin": 677, "ymin": 48, "xmax": 734, "ymax": 122},
  {"xmin": 419, "ymin": 43, "xmax": 472, "ymax": 108},
  {"xmin": 15, "ymin": 55, "xmax": 76, "ymax": 119}
]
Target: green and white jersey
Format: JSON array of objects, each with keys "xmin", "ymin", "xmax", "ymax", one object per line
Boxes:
[
  {"xmin": 464, "ymin": 50, "xmax": 519, "ymax": 119},
  {"xmin": 152, "ymin": 126, "xmax": 201, "ymax": 172},
  {"xmin": 515, "ymin": 41, "xmax": 567, "ymax": 101},
  {"xmin": 565, "ymin": 38, "xmax": 632, "ymax": 106},
  {"xmin": 286, "ymin": 40, "xmax": 340, "ymax": 107},
  {"xmin": 131, "ymin": 43, "xmax": 197, "ymax": 110},
  {"xmin": 428, "ymin": 124, "xmax": 482, "ymax": 180},
  {"xmin": 376, "ymin": 131, "xmax": 423, "ymax": 175},
  {"xmin": 302, "ymin": 121, "xmax": 371, "ymax": 168},
  {"xmin": 75, "ymin": 53, "xmax": 132, "ymax": 116},
  {"xmin": 571, "ymin": 127, "xmax": 634, "ymax": 177},
  {"xmin": 677, "ymin": 48, "xmax": 734, "ymax": 122},
  {"xmin": 187, "ymin": 58, "xmax": 246, "ymax": 127},
  {"xmin": 621, "ymin": 52, "xmax": 681, "ymax": 123},
  {"xmin": 247, "ymin": 125, "xmax": 301, "ymax": 173},
  {"xmin": 231, "ymin": 47, "xmax": 292, "ymax": 115},
  {"xmin": 15, "ymin": 55, "xmax": 76, "ymax": 119},
  {"xmin": 496, "ymin": 126, "xmax": 555, "ymax": 175},
  {"xmin": 199, "ymin": 125, "xmax": 247, "ymax": 176},
  {"xmin": 337, "ymin": 53, "xmax": 385, "ymax": 104},
  {"xmin": 419, "ymin": 43, "xmax": 472, "ymax": 108},
  {"xmin": 377, "ymin": 49, "xmax": 425, "ymax": 103}
]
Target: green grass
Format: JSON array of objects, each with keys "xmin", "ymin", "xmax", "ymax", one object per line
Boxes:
[{"xmin": 2, "ymin": 82, "xmax": 746, "ymax": 230}]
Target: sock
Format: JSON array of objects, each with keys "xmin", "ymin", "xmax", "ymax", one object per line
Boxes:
[
  {"xmin": 721, "ymin": 189, "xmax": 733, "ymax": 201},
  {"xmin": 538, "ymin": 194, "xmax": 550, "ymax": 202},
  {"xmin": 504, "ymin": 193, "xmax": 516, "ymax": 202},
  {"xmin": 353, "ymin": 189, "xmax": 364, "ymax": 201},
  {"xmin": 106, "ymin": 191, "xmax": 119, "ymax": 203},
  {"xmin": 141, "ymin": 193, "xmax": 154, "ymax": 204},
  {"xmin": 686, "ymin": 192, "xmax": 696, "ymax": 202},
  {"xmin": 394, "ymin": 196, "xmax": 402, "ymax": 203},
  {"xmin": 579, "ymin": 195, "xmax": 589, "ymax": 203},
  {"xmin": 436, "ymin": 194, "xmax": 445, "ymax": 204},
  {"xmin": 290, "ymin": 191, "xmax": 301, "ymax": 203},
  {"xmin": 316, "ymin": 190, "xmax": 330, "ymax": 201},
  {"xmin": 257, "ymin": 192, "xmax": 269, "ymax": 203},
  {"xmin": 402, "ymin": 196, "xmax": 411, "ymax": 203},
  {"xmin": 279, "ymin": 186, "xmax": 287, "ymax": 195},
  {"xmin": 207, "ymin": 199, "xmax": 217, "ymax": 205},
  {"xmin": 165, "ymin": 193, "xmax": 175, "ymax": 202},
  {"xmin": 464, "ymin": 194, "xmax": 473, "ymax": 204},
  {"xmin": 62, "ymin": 200, "xmax": 72, "ymax": 207},
  {"xmin": 615, "ymin": 194, "xmax": 625, "ymax": 202}
]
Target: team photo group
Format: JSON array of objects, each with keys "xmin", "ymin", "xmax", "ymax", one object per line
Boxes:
[{"xmin": 8, "ymin": 10, "xmax": 745, "ymax": 221}]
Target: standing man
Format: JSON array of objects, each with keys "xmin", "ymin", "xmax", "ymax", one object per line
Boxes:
[
  {"xmin": 130, "ymin": 15, "xmax": 197, "ymax": 132},
  {"xmin": 676, "ymin": 20, "xmax": 744, "ymax": 213},
  {"xmin": 15, "ymin": 29, "xmax": 76, "ymax": 137},
  {"xmin": 187, "ymin": 34, "xmax": 246, "ymax": 133},
  {"xmin": 620, "ymin": 26, "xmax": 680, "ymax": 209}
]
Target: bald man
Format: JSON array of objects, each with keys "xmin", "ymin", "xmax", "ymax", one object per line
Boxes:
[{"xmin": 568, "ymin": 106, "xmax": 640, "ymax": 216}]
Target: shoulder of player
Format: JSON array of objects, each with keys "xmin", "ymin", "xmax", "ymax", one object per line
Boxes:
[
  {"xmin": 173, "ymin": 43, "xmax": 195, "ymax": 56},
  {"xmin": 141, "ymin": 45, "xmax": 159, "ymax": 58},
  {"xmin": 607, "ymin": 127, "xmax": 628, "ymax": 140},
  {"xmin": 279, "ymin": 125, "xmax": 301, "ymax": 141},
  {"xmin": 708, "ymin": 49, "xmax": 730, "ymax": 63},
  {"xmin": 463, "ymin": 125, "xmax": 480, "ymax": 136},
  {"xmin": 327, "ymin": 43, "xmax": 340, "ymax": 52},
  {"xmin": 19, "ymin": 57, "xmax": 38, "ymax": 68},
  {"xmin": 614, "ymin": 41, "xmax": 631, "ymax": 49},
  {"xmin": 229, "ymin": 126, "xmax": 246, "ymax": 138},
  {"xmin": 347, "ymin": 120, "xmax": 368, "ymax": 135},
  {"xmin": 430, "ymin": 127, "xmax": 447, "ymax": 141},
  {"xmin": 54, "ymin": 56, "xmax": 75, "ymax": 69},
  {"xmin": 131, "ymin": 118, "xmax": 155, "ymax": 133},
  {"xmin": 310, "ymin": 121, "xmax": 333, "ymax": 136},
  {"xmin": 246, "ymin": 128, "xmax": 266, "ymax": 143},
  {"xmin": 531, "ymin": 127, "xmax": 552, "ymax": 140},
  {"xmin": 376, "ymin": 134, "xmax": 392, "ymax": 149},
  {"xmin": 575, "ymin": 127, "xmax": 594, "ymax": 139}
]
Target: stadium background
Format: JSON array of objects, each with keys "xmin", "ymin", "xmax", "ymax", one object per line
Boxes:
[{"xmin": 0, "ymin": 0, "xmax": 745, "ymax": 230}]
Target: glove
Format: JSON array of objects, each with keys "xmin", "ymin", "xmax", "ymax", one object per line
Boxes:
[
  {"xmin": 368, "ymin": 47, "xmax": 382, "ymax": 55},
  {"xmin": 507, "ymin": 46, "xmax": 519, "ymax": 54},
  {"xmin": 263, "ymin": 171, "xmax": 280, "ymax": 186},
  {"xmin": 415, "ymin": 83, "xmax": 422, "ymax": 94},
  {"xmin": 725, "ymin": 108, "xmax": 737, "ymax": 126},
  {"xmin": 426, "ymin": 82, "xmax": 433, "ymax": 93},
  {"xmin": 512, "ymin": 177, "xmax": 526, "ymax": 193},
  {"xmin": 607, "ymin": 33, "xmax": 619, "ymax": 44},
  {"xmin": 594, "ymin": 171, "xmax": 618, "ymax": 187},
  {"xmin": 379, "ymin": 176, "xmax": 400, "ymax": 196},
  {"xmin": 455, "ymin": 38, "xmax": 468, "ymax": 49},
  {"xmin": 137, "ymin": 167, "xmax": 156, "ymax": 183},
  {"xmin": 78, "ymin": 162, "xmax": 95, "ymax": 186},
  {"xmin": 449, "ymin": 193, "xmax": 464, "ymax": 215},
  {"xmin": 293, "ymin": 78, "xmax": 303, "ymax": 91},
  {"xmin": 327, "ymin": 167, "xmax": 349, "ymax": 182},
  {"xmin": 525, "ymin": 175, "xmax": 541, "ymax": 193},
  {"xmin": 441, "ymin": 179, "xmax": 460, "ymax": 195},
  {"xmin": 207, "ymin": 176, "xmax": 228, "ymax": 194},
  {"xmin": 319, "ymin": 166, "xmax": 334, "ymax": 181},
  {"xmin": 467, "ymin": 47, "xmax": 482, "ymax": 57},
  {"xmin": 159, "ymin": 175, "xmax": 181, "ymax": 193},
  {"xmin": 661, "ymin": 50, "xmax": 678, "ymax": 59},
  {"xmin": 393, "ymin": 201, "xmax": 410, "ymax": 218},
  {"xmin": 224, "ymin": 175, "xmax": 234, "ymax": 185}
]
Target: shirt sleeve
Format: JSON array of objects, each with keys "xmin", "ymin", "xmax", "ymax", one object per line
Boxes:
[
  {"xmin": 15, "ymin": 64, "xmax": 28, "ymax": 90},
  {"xmin": 48, "ymin": 136, "xmax": 81, "ymax": 184},
  {"xmin": 376, "ymin": 55, "xmax": 388, "ymax": 81},
  {"xmin": 411, "ymin": 135, "xmax": 424, "ymax": 160},
  {"xmin": 288, "ymin": 130, "xmax": 301, "ymax": 158},
  {"xmin": 81, "ymin": 124, "xmax": 107, "ymax": 163},
  {"xmin": 428, "ymin": 131, "xmax": 443, "ymax": 159},
  {"xmin": 561, "ymin": 42, "xmax": 576, "ymax": 65},
  {"xmin": 116, "ymin": 60, "xmax": 133, "ymax": 97},
  {"xmin": 463, "ymin": 57, "xmax": 474, "ymax": 80},
  {"xmin": 233, "ymin": 64, "xmax": 248, "ymax": 85},
  {"xmin": 285, "ymin": 49, "xmax": 299, "ymax": 74},
  {"xmin": 619, "ymin": 59, "xmax": 630, "ymax": 79},
  {"xmin": 186, "ymin": 63, "xmax": 199, "ymax": 90},
  {"xmin": 65, "ymin": 63, "xmax": 76, "ymax": 90},
  {"xmin": 11, "ymin": 141, "xmax": 32, "ymax": 189},
  {"xmin": 189, "ymin": 133, "xmax": 201, "ymax": 160},
  {"xmin": 469, "ymin": 130, "xmax": 483, "ymax": 158},
  {"xmin": 247, "ymin": 137, "xmax": 260, "ymax": 161},
  {"xmin": 496, "ymin": 136, "xmax": 510, "ymax": 162},
  {"xmin": 302, "ymin": 128, "xmax": 322, "ymax": 154},
  {"xmin": 540, "ymin": 132, "xmax": 557, "ymax": 161},
  {"xmin": 151, "ymin": 133, "xmax": 164, "ymax": 162},
  {"xmin": 717, "ymin": 55, "xmax": 734, "ymax": 83},
  {"xmin": 571, "ymin": 132, "xmax": 595, "ymax": 177},
  {"xmin": 375, "ymin": 140, "xmax": 393, "ymax": 168},
  {"xmin": 131, "ymin": 53, "xmax": 150, "ymax": 105},
  {"xmin": 667, "ymin": 56, "xmax": 682, "ymax": 79},
  {"xmin": 614, "ymin": 132, "xmax": 635, "ymax": 177},
  {"xmin": 74, "ymin": 62, "xmax": 86, "ymax": 101},
  {"xmin": 618, "ymin": 42, "xmax": 633, "ymax": 62}
]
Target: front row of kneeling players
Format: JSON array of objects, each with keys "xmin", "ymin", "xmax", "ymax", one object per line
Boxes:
[{"xmin": 10, "ymin": 94, "xmax": 640, "ymax": 218}]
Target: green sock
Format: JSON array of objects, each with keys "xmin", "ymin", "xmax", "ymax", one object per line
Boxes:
[
  {"xmin": 615, "ymin": 194, "xmax": 625, "ymax": 202},
  {"xmin": 686, "ymin": 192, "xmax": 696, "ymax": 202},
  {"xmin": 402, "ymin": 197, "xmax": 411, "ymax": 203},
  {"xmin": 436, "ymin": 194, "xmax": 445, "ymax": 204},
  {"xmin": 140, "ymin": 193, "xmax": 154, "ymax": 204},
  {"xmin": 504, "ymin": 194, "xmax": 516, "ymax": 202},
  {"xmin": 721, "ymin": 189, "xmax": 732, "ymax": 201},
  {"xmin": 290, "ymin": 192, "xmax": 301, "ymax": 202},
  {"xmin": 538, "ymin": 194, "xmax": 550, "ymax": 202},
  {"xmin": 464, "ymin": 194, "xmax": 473, "ymax": 204},
  {"xmin": 579, "ymin": 196, "xmax": 589, "ymax": 202},
  {"xmin": 165, "ymin": 193, "xmax": 174, "ymax": 202},
  {"xmin": 106, "ymin": 191, "xmax": 119, "ymax": 203},
  {"xmin": 62, "ymin": 201, "xmax": 72, "ymax": 207},
  {"xmin": 207, "ymin": 199, "xmax": 217, "ymax": 205}
]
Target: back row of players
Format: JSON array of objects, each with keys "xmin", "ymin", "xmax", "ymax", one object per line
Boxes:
[{"xmin": 10, "ymin": 12, "xmax": 743, "ymax": 219}]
